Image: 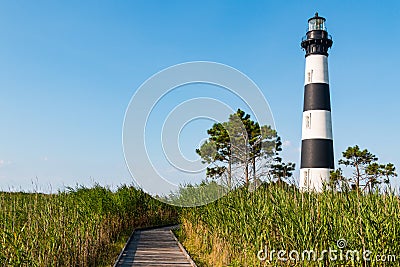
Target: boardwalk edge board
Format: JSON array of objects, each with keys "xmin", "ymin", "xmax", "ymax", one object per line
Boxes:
[
  {"xmin": 113, "ymin": 229, "xmax": 135, "ymax": 267},
  {"xmin": 170, "ymin": 229, "xmax": 198, "ymax": 267}
]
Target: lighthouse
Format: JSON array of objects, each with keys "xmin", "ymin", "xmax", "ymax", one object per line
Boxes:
[{"xmin": 299, "ymin": 13, "xmax": 334, "ymax": 191}]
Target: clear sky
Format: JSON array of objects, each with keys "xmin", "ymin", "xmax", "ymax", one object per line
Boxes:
[{"xmin": 1, "ymin": 1, "xmax": 399, "ymax": 192}]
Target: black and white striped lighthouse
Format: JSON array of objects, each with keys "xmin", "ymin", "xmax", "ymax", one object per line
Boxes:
[{"xmin": 299, "ymin": 13, "xmax": 334, "ymax": 191}]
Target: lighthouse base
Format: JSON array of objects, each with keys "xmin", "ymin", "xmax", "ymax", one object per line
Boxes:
[{"xmin": 299, "ymin": 168, "xmax": 331, "ymax": 192}]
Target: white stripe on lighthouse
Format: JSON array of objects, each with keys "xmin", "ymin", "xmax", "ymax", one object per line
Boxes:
[
  {"xmin": 302, "ymin": 110, "xmax": 332, "ymax": 140},
  {"xmin": 304, "ymin": 55, "xmax": 329, "ymax": 85},
  {"xmin": 299, "ymin": 168, "xmax": 331, "ymax": 191}
]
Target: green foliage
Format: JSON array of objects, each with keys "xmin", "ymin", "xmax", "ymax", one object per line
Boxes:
[
  {"xmin": 178, "ymin": 185, "xmax": 400, "ymax": 266},
  {"xmin": 269, "ymin": 156, "xmax": 296, "ymax": 184},
  {"xmin": 160, "ymin": 180, "xmax": 229, "ymax": 207},
  {"xmin": 382, "ymin": 163, "xmax": 398, "ymax": 183},
  {"xmin": 338, "ymin": 145, "xmax": 377, "ymax": 189},
  {"xmin": 0, "ymin": 184, "xmax": 178, "ymax": 266},
  {"xmin": 329, "ymin": 168, "xmax": 348, "ymax": 190},
  {"xmin": 197, "ymin": 109, "xmax": 290, "ymax": 187},
  {"xmin": 337, "ymin": 145, "xmax": 397, "ymax": 191}
]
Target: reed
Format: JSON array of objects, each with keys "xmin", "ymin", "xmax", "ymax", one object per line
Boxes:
[
  {"xmin": 0, "ymin": 184, "xmax": 178, "ymax": 266},
  {"xmin": 178, "ymin": 184, "xmax": 400, "ymax": 266}
]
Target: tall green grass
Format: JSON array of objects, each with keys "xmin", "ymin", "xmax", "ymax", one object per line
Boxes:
[
  {"xmin": 0, "ymin": 184, "xmax": 178, "ymax": 266},
  {"xmin": 178, "ymin": 184, "xmax": 400, "ymax": 266}
]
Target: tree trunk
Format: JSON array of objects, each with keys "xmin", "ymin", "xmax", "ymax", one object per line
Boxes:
[
  {"xmin": 244, "ymin": 134, "xmax": 249, "ymax": 186},
  {"xmin": 355, "ymin": 163, "xmax": 360, "ymax": 190},
  {"xmin": 228, "ymin": 154, "xmax": 232, "ymax": 189},
  {"xmin": 252, "ymin": 156, "xmax": 256, "ymax": 181},
  {"xmin": 245, "ymin": 163, "xmax": 249, "ymax": 186}
]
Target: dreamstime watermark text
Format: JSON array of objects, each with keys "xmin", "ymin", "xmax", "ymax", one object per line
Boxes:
[{"xmin": 257, "ymin": 239, "xmax": 396, "ymax": 263}]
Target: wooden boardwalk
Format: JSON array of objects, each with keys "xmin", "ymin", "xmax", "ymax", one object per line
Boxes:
[{"xmin": 114, "ymin": 225, "xmax": 197, "ymax": 267}]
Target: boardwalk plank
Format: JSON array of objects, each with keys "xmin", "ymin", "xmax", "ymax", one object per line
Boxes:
[{"xmin": 114, "ymin": 225, "xmax": 196, "ymax": 267}]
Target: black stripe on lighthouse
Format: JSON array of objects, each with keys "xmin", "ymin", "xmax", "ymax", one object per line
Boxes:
[
  {"xmin": 301, "ymin": 139, "xmax": 334, "ymax": 168},
  {"xmin": 303, "ymin": 83, "xmax": 331, "ymax": 111}
]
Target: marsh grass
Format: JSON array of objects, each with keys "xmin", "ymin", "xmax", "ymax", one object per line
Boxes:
[
  {"xmin": 0, "ymin": 184, "xmax": 178, "ymax": 266},
  {"xmin": 178, "ymin": 183, "xmax": 400, "ymax": 266}
]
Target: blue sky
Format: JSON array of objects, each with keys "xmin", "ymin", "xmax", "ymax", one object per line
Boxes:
[{"xmin": 0, "ymin": 1, "xmax": 399, "ymax": 192}]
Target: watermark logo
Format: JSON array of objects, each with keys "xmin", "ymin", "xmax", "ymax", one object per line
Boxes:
[
  {"xmin": 257, "ymin": 238, "xmax": 396, "ymax": 263},
  {"xmin": 122, "ymin": 61, "xmax": 275, "ymax": 207},
  {"xmin": 336, "ymin": 238, "xmax": 347, "ymax": 249}
]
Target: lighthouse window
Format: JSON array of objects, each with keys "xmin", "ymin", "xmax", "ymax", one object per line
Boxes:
[
  {"xmin": 306, "ymin": 114, "xmax": 311, "ymax": 129},
  {"xmin": 304, "ymin": 169, "xmax": 311, "ymax": 186},
  {"xmin": 308, "ymin": 18, "xmax": 326, "ymax": 31},
  {"xmin": 307, "ymin": 70, "xmax": 313, "ymax": 83},
  {"xmin": 315, "ymin": 19, "xmax": 324, "ymax": 30}
]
